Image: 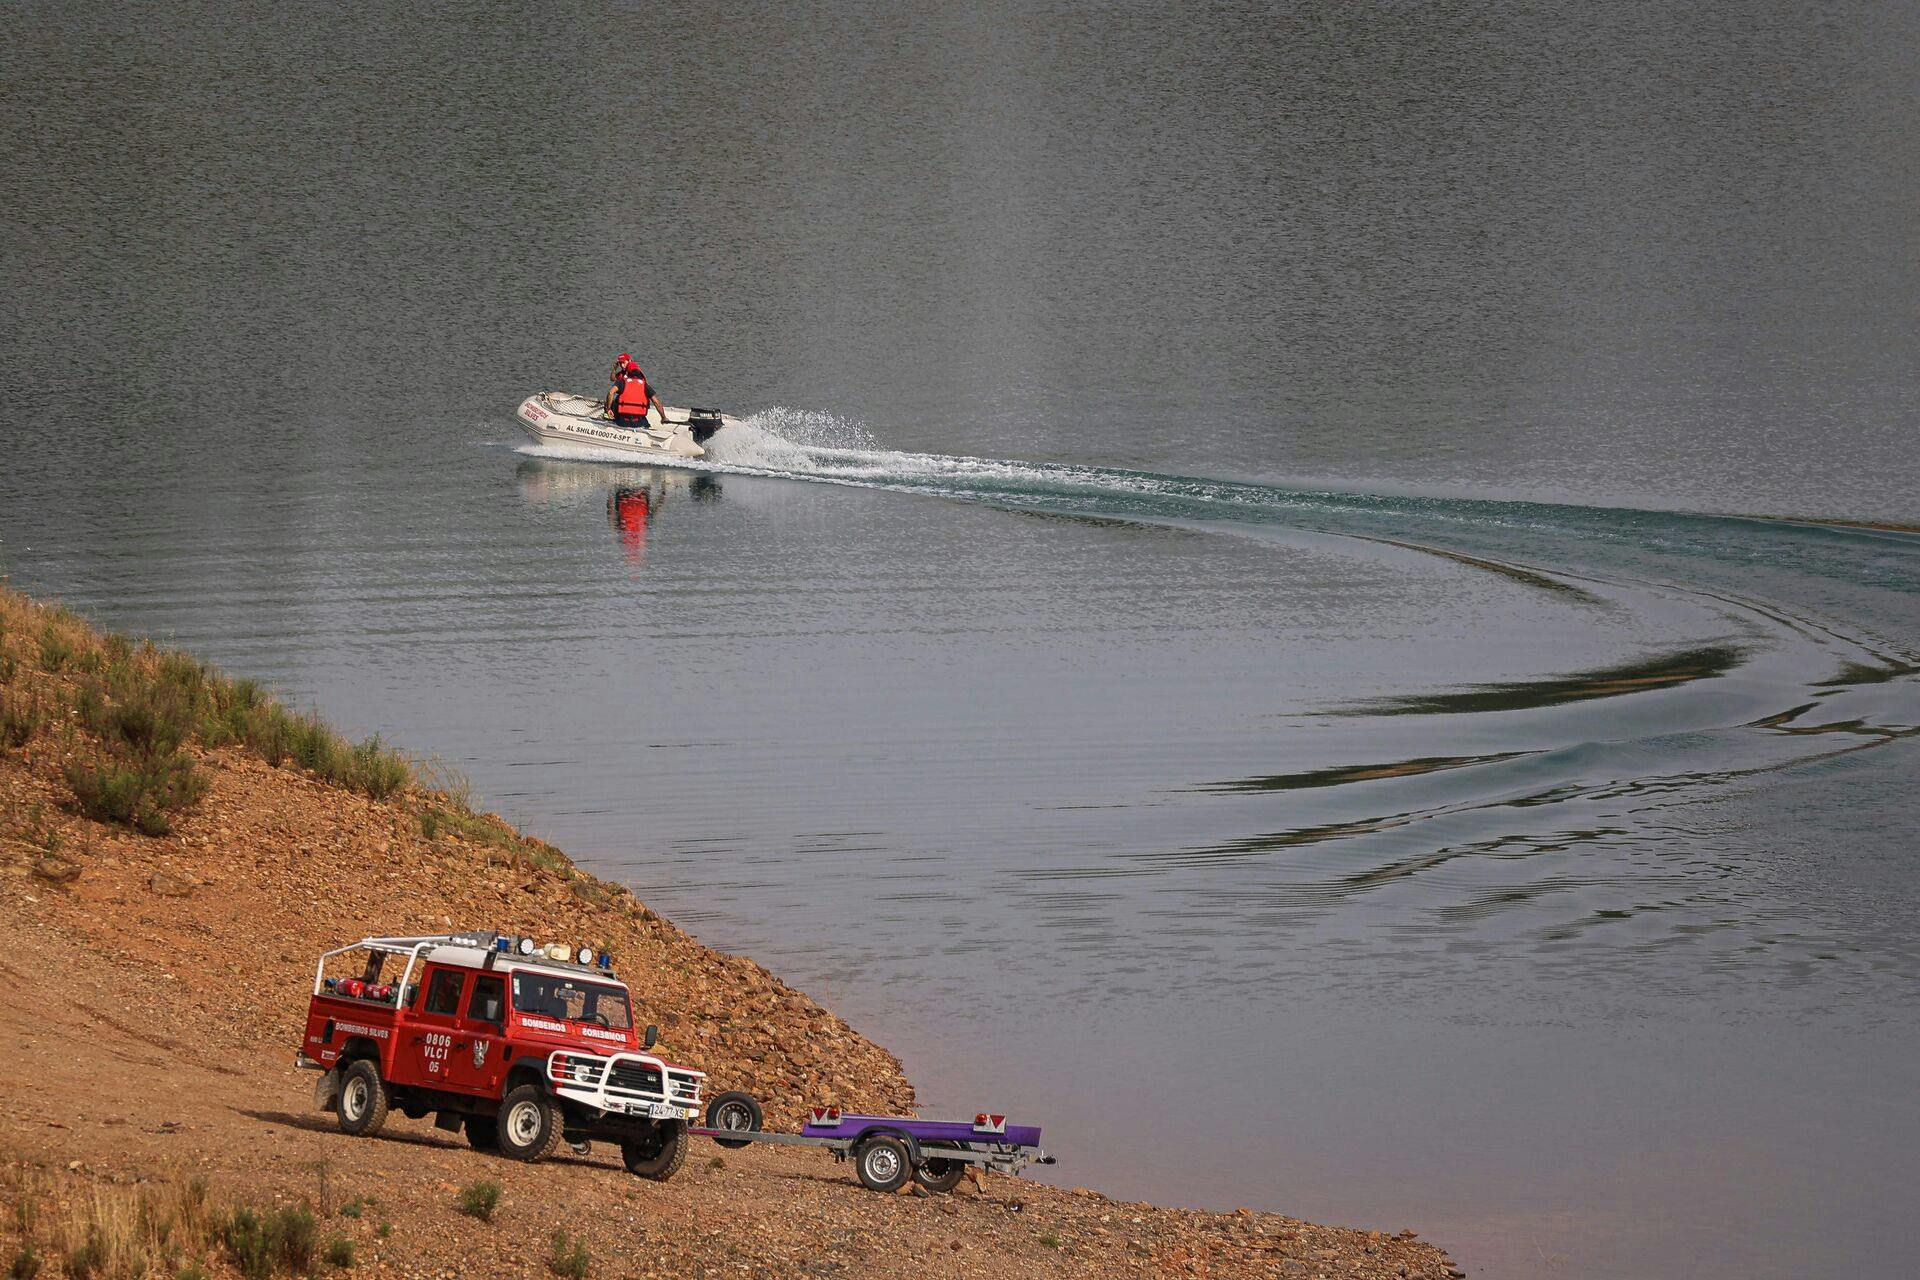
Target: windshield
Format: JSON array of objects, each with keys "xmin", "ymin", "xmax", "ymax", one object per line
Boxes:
[{"xmin": 510, "ymin": 972, "xmax": 633, "ymax": 1031}]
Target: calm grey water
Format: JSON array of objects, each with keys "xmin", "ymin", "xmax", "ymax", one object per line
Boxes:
[{"xmin": 4, "ymin": 4, "xmax": 1917, "ymax": 1276}]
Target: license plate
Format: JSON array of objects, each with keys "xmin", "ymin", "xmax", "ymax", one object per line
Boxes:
[{"xmin": 645, "ymin": 1102, "xmax": 678, "ymax": 1119}]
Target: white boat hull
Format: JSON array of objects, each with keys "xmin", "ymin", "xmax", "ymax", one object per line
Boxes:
[{"xmin": 514, "ymin": 392, "xmax": 739, "ymax": 460}]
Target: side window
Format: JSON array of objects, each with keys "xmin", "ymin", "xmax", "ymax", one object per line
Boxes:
[
  {"xmin": 467, "ymin": 975, "xmax": 505, "ymax": 1026},
  {"xmin": 424, "ymin": 968, "xmax": 464, "ymax": 1016}
]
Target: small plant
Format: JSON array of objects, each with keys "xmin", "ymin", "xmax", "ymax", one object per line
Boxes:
[
  {"xmin": 8, "ymin": 1243, "xmax": 40, "ymax": 1280},
  {"xmin": 707, "ymin": 1156, "xmax": 725, "ymax": 1170},
  {"xmin": 374, "ymin": 1221, "xmax": 391, "ymax": 1240},
  {"xmin": 1038, "ymin": 1233, "xmax": 1062, "ymax": 1248},
  {"xmin": 275, "ymin": 1205, "xmax": 317, "ymax": 1274},
  {"xmin": 1, "ymin": 691, "xmax": 42, "ymax": 748},
  {"xmin": 220, "ymin": 1207, "xmax": 275, "ymax": 1280},
  {"xmin": 324, "ymin": 1235, "xmax": 355, "ymax": 1269},
  {"xmin": 456, "ymin": 1180, "xmax": 502, "ymax": 1222},
  {"xmin": 346, "ymin": 735, "xmax": 409, "ymax": 799},
  {"xmin": 547, "ymin": 1230, "xmax": 590, "ymax": 1280},
  {"xmin": 175, "ymin": 1265, "xmax": 210, "ymax": 1280},
  {"xmin": 219, "ymin": 1204, "xmax": 316, "ymax": 1279},
  {"xmin": 64, "ymin": 747, "xmax": 207, "ymax": 835},
  {"xmin": 38, "ymin": 626, "xmax": 77, "ymax": 671},
  {"xmin": 338, "ymin": 1197, "xmax": 365, "ymax": 1219},
  {"xmin": 417, "ymin": 809, "xmax": 441, "ymax": 840},
  {"xmin": 65, "ymin": 1227, "xmax": 107, "ymax": 1279}
]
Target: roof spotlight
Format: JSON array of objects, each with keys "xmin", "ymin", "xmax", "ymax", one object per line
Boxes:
[
  {"xmin": 517, "ymin": 936, "xmax": 537, "ymax": 956},
  {"xmin": 545, "ymin": 943, "xmax": 569, "ymax": 962},
  {"xmin": 576, "ymin": 946, "xmax": 594, "ymax": 965}
]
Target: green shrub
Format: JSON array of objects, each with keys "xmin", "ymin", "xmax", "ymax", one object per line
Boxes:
[
  {"xmin": 417, "ymin": 809, "xmax": 441, "ymax": 840},
  {"xmin": 219, "ymin": 1204, "xmax": 317, "ymax": 1279},
  {"xmin": 64, "ymin": 748, "xmax": 207, "ymax": 835},
  {"xmin": 456, "ymin": 1181, "xmax": 501, "ymax": 1222},
  {"xmin": 0, "ymin": 692, "xmax": 42, "ymax": 748},
  {"xmin": 338, "ymin": 1197, "xmax": 365, "ymax": 1219},
  {"xmin": 175, "ymin": 1265, "xmax": 210, "ymax": 1280},
  {"xmin": 324, "ymin": 1235, "xmax": 355, "ymax": 1269},
  {"xmin": 64, "ymin": 1227, "xmax": 106, "ymax": 1279},
  {"xmin": 38, "ymin": 626, "xmax": 77, "ymax": 671},
  {"xmin": 8, "ymin": 1243, "xmax": 40, "ymax": 1280},
  {"xmin": 220, "ymin": 1207, "xmax": 275, "ymax": 1280},
  {"xmin": 346, "ymin": 735, "xmax": 409, "ymax": 799},
  {"xmin": 548, "ymin": 1230, "xmax": 589, "ymax": 1279},
  {"xmin": 289, "ymin": 711, "xmax": 347, "ymax": 779},
  {"xmin": 274, "ymin": 1205, "xmax": 316, "ymax": 1274},
  {"xmin": 374, "ymin": 1221, "xmax": 390, "ymax": 1240}
]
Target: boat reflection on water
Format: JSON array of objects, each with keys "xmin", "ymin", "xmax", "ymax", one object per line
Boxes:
[{"xmin": 514, "ymin": 458, "xmax": 721, "ymax": 565}]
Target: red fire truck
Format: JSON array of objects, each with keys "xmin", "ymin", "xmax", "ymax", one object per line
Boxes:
[{"xmin": 297, "ymin": 930, "xmax": 703, "ymax": 1179}]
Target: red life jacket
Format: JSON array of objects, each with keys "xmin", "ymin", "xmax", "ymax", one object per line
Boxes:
[{"xmin": 614, "ymin": 374, "xmax": 652, "ymax": 419}]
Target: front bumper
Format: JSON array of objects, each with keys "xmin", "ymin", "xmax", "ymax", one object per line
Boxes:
[{"xmin": 547, "ymin": 1050, "xmax": 703, "ymax": 1121}]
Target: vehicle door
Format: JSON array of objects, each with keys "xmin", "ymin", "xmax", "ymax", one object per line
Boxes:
[
  {"xmin": 398, "ymin": 964, "xmax": 470, "ymax": 1091},
  {"xmin": 446, "ymin": 972, "xmax": 510, "ymax": 1096}
]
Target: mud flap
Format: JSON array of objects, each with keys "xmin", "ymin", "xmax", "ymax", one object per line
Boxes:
[{"xmin": 314, "ymin": 1067, "xmax": 341, "ymax": 1112}]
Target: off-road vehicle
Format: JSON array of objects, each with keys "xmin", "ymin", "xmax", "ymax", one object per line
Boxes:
[{"xmin": 297, "ymin": 930, "xmax": 701, "ymax": 1179}]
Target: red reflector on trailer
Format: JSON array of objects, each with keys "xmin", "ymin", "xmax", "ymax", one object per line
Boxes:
[
  {"xmin": 972, "ymin": 1113, "xmax": 1007, "ymax": 1134},
  {"xmin": 811, "ymin": 1106, "xmax": 842, "ymax": 1126}
]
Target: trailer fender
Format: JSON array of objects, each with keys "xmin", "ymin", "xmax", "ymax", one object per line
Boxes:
[{"xmin": 852, "ymin": 1126, "xmax": 923, "ymax": 1167}]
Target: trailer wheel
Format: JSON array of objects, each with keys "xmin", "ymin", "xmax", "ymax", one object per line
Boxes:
[
  {"xmin": 496, "ymin": 1084, "xmax": 561, "ymax": 1162},
  {"xmin": 464, "ymin": 1115, "xmax": 500, "ymax": 1152},
  {"xmin": 854, "ymin": 1135, "xmax": 912, "ymax": 1193},
  {"xmin": 621, "ymin": 1119, "xmax": 687, "ymax": 1181},
  {"xmin": 704, "ymin": 1091, "xmax": 763, "ymax": 1150},
  {"xmin": 914, "ymin": 1145, "xmax": 966, "ymax": 1193},
  {"xmin": 336, "ymin": 1060, "xmax": 389, "ymax": 1138}
]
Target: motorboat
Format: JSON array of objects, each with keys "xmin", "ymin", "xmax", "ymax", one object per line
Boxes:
[{"xmin": 513, "ymin": 391, "xmax": 741, "ymax": 460}]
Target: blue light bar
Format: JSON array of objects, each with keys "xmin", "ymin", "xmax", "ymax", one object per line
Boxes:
[{"xmin": 495, "ymin": 936, "xmax": 512, "ymax": 953}]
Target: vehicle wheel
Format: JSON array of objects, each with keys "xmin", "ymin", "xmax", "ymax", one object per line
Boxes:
[
  {"xmin": 464, "ymin": 1115, "xmax": 500, "ymax": 1152},
  {"xmin": 704, "ymin": 1091, "xmax": 763, "ymax": 1150},
  {"xmin": 496, "ymin": 1084, "xmax": 561, "ymax": 1162},
  {"xmin": 914, "ymin": 1145, "xmax": 966, "ymax": 1193},
  {"xmin": 854, "ymin": 1135, "xmax": 912, "ymax": 1193},
  {"xmin": 621, "ymin": 1119, "xmax": 687, "ymax": 1181},
  {"xmin": 336, "ymin": 1059, "xmax": 390, "ymax": 1137}
]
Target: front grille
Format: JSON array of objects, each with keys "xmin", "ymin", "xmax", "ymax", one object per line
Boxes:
[{"xmin": 608, "ymin": 1063, "xmax": 663, "ymax": 1095}]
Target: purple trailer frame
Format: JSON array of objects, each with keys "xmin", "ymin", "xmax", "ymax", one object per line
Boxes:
[{"xmin": 688, "ymin": 1104, "xmax": 1055, "ymax": 1193}]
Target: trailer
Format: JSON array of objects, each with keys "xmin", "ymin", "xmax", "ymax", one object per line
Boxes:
[{"xmin": 689, "ymin": 1094, "xmax": 1055, "ymax": 1193}]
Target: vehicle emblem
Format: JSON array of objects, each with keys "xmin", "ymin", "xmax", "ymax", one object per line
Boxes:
[{"xmin": 473, "ymin": 1039, "xmax": 489, "ymax": 1068}]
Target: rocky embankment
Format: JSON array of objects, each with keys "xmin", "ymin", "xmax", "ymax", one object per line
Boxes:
[{"xmin": 0, "ymin": 588, "xmax": 1461, "ymax": 1278}]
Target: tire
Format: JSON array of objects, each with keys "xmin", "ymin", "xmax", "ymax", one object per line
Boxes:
[
  {"xmin": 464, "ymin": 1115, "xmax": 500, "ymax": 1152},
  {"xmin": 496, "ymin": 1083, "xmax": 561, "ymax": 1162},
  {"xmin": 621, "ymin": 1119, "xmax": 687, "ymax": 1182},
  {"xmin": 854, "ymin": 1135, "xmax": 912, "ymax": 1193},
  {"xmin": 704, "ymin": 1091, "xmax": 763, "ymax": 1150},
  {"xmin": 336, "ymin": 1059, "xmax": 390, "ymax": 1137},
  {"xmin": 914, "ymin": 1145, "xmax": 966, "ymax": 1193}
]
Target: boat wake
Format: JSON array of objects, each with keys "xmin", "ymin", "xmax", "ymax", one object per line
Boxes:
[{"xmin": 515, "ymin": 406, "xmax": 1920, "ymax": 987}]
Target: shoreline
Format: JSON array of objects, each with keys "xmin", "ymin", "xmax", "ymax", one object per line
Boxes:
[{"xmin": 0, "ymin": 585, "xmax": 1462, "ymax": 1277}]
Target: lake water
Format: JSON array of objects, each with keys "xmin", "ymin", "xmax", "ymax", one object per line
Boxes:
[{"xmin": 3, "ymin": 4, "xmax": 1917, "ymax": 1276}]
